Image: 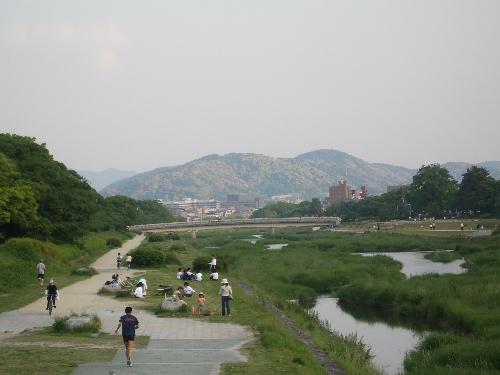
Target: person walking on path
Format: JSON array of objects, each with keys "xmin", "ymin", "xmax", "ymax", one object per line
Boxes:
[
  {"xmin": 126, "ymin": 254, "xmax": 132, "ymax": 270},
  {"xmin": 116, "ymin": 252, "xmax": 122, "ymax": 270},
  {"xmin": 36, "ymin": 259, "xmax": 46, "ymax": 285},
  {"xmin": 115, "ymin": 306, "xmax": 139, "ymax": 367},
  {"xmin": 220, "ymin": 278, "xmax": 233, "ymax": 317}
]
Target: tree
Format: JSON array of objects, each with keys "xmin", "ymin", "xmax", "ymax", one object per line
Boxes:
[
  {"xmin": 0, "ymin": 153, "xmax": 38, "ymax": 240},
  {"xmin": 408, "ymin": 164, "xmax": 458, "ymax": 217},
  {"xmin": 0, "ymin": 134, "xmax": 99, "ymax": 241},
  {"xmin": 457, "ymin": 166, "xmax": 497, "ymax": 215},
  {"xmin": 309, "ymin": 198, "xmax": 323, "ymax": 216}
]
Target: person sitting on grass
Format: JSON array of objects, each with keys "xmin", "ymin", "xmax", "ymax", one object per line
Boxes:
[
  {"xmin": 183, "ymin": 282, "xmax": 196, "ymax": 297},
  {"xmin": 134, "ymin": 282, "xmax": 144, "ymax": 298},
  {"xmin": 173, "ymin": 286, "xmax": 184, "ymax": 301},
  {"xmin": 210, "ymin": 272, "xmax": 219, "ymax": 281},
  {"xmin": 176, "ymin": 268, "xmax": 183, "ymax": 279}
]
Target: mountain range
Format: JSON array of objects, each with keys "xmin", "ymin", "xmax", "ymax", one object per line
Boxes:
[{"xmin": 95, "ymin": 150, "xmax": 500, "ymax": 201}]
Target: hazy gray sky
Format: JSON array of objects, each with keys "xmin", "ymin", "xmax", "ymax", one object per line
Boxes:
[{"xmin": 1, "ymin": 0, "xmax": 499, "ymax": 171}]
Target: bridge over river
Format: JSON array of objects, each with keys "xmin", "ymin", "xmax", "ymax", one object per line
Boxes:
[{"xmin": 128, "ymin": 216, "xmax": 341, "ymax": 233}]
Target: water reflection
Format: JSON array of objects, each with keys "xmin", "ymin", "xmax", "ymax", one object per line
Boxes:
[
  {"xmin": 312, "ymin": 297, "xmax": 424, "ymax": 375},
  {"xmin": 266, "ymin": 243, "xmax": 288, "ymax": 250},
  {"xmin": 358, "ymin": 251, "xmax": 466, "ymax": 278}
]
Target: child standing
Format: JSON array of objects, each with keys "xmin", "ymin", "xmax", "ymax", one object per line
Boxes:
[{"xmin": 198, "ymin": 292, "xmax": 206, "ymax": 315}]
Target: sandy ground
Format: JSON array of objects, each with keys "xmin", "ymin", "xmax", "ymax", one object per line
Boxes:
[{"xmin": 18, "ymin": 234, "xmax": 146, "ymax": 316}]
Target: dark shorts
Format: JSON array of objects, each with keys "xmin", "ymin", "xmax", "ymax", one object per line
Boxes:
[
  {"xmin": 123, "ymin": 335, "xmax": 135, "ymax": 342},
  {"xmin": 38, "ymin": 274, "xmax": 44, "ymax": 279}
]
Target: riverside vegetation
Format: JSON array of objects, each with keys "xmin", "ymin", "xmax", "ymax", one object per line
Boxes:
[{"xmin": 179, "ymin": 226, "xmax": 499, "ymax": 375}]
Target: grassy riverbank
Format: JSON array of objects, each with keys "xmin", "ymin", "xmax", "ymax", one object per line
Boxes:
[
  {"xmin": 0, "ymin": 231, "xmax": 133, "ymax": 312},
  {"xmin": 184, "ymin": 226, "xmax": 500, "ymax": 374}
]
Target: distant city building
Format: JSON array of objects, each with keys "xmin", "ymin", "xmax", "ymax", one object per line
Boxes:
[
  {"xmin": 164, "ymin": 198, "xmax": 221, "ymax": 217},
  {"xmin": 270, "ymin": 194, "xmax": 303, "ymax": 204},
  {"xmin": 329, "ymin": 179, "xmax": 352, "ymax": 204},
  {"xmin": 329, "ymin": 179, "xmax": 368, "ymax": 204}
]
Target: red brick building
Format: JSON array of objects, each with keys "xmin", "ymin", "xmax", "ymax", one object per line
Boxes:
[{"xmin": 329, "ymin": 179, "xmax": 352, "ymax": 204}]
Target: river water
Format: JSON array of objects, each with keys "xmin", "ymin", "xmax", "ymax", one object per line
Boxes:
[
  {"xmin": 358, "ymin": 251, "xmax": 466, "ymax": 278},
  {"xmin": 312, "ymin": 251, "xmax": 466, "ymax": 374}
]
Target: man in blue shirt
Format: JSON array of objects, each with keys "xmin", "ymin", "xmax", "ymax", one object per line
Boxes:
[{"xmin": 115, "ymin": 306, "xmax": 139, "ymax": 367}]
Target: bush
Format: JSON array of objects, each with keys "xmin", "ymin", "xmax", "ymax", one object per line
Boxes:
[
  {"xmin": 170, "ymin": 243, "xmax": 187, "ymax": 253},
  {"xmin": 192, "ymin": 256, "xmax": 211, "ymax": 273},
  {"xmin": 148, "ymin": 233, "xmax": 167, "ymax": 242},
  {"xmin": 71, "ymin": 267, "xmax": 97, "ymax": 276},
  {"xmin": 131, "ymin": 246, "xmax": 165, "ymax": 267},
  {"xmin": 53, "ymin": 314, "xmax": 101, "ymax": 333},
  {"xmin": 164, "ymin": 252, "xmax": 181, "ymax": 265},
  {"xmin": 106, "ymin": 238, "xmax": 122, "ymax": 248},
  {"xmin": 166, "ymin": 232, "xmax": 180, "ymax": 240}
]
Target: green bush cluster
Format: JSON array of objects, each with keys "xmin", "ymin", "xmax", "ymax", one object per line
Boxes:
[
  {"xmin": 106, "ymin": 237, "xmax": 122, "ymax": 248},
  {"xmin": 52, "ymin": 314, "xmax": 101, "ymax": 334},
  {"xmin": 130, "ymin": 244, "xmax": 181, "ymax": 267},
  {"xmin": 147, "ymin": 233, "xmax": 167, "ymax": 242}
]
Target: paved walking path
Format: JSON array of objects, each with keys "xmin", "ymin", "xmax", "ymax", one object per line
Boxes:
[{"xmin": 0, "ymin": 235, "xmax": 253, "ymax": 374}]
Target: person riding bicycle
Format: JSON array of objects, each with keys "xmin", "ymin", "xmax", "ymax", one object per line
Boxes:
[{"xmin": 45, "ymin": 279, "xmax": 59, "ymax": 310}]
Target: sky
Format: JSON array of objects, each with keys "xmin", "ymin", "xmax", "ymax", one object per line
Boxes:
[{"xmin": 1, "ymin": 0, "xmax": 499, "ymax": 172}]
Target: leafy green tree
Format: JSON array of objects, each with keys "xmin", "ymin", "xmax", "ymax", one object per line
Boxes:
[
  {"xmin": 457, "ymin": 166, "xmax": 497, "ymax": 215},
  {"xmin": 309, "ymin": 198, "xmax": 323, "ymax": 216},
  {"xmin": 408, "ymin": 164, "xmax": 458, "ymax": 217},
  {"xmin": 0, "ymin": 134, "xmax": 99, "ymax": 241},
  {"xmin": 0, "ymin": 153, "xmax": 38, "ymax": 239}
]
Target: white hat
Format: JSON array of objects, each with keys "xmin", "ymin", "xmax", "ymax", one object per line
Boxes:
[{"xmin": 221, "ymin": 278, "xmax": 228, "ymax": 284}]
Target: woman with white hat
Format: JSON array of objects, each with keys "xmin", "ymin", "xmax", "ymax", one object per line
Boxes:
[{"xmin": 219, "ymin": 278, "xmax": 233, "ymax": 317}]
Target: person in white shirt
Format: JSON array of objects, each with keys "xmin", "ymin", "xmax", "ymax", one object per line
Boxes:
[
  {"xmin": 209, "ymin": 255, "xmax": 217, "ymax": 272},
  {"xmin": 210, "ymin": 272, "xmax": 219, "ymax": 281},
  {"xmin": 183, "ymin": 282, "xmax": 196, "ymax": 297},
  {"xmin": 138, "ymin": 278, "xmax": 147, "ymax": 295},
  {"xmin": 134, "ymin": 283, "xmax": 144, "ymax": 298},
  {"xmin": 219, "ymin": 279, "xmax": 233, "ymax": 317},
  {"xmin": 176, "ymin": 268, "xmax": 183, "ymax": 279},
  {"xmin": 196, "ymin": 272, "xmax": 203, "ymax": 281}
]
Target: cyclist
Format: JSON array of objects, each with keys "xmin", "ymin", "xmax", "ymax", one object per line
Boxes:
[{"xmin": 45, "ymin": 279, "xmax": 59, "ymax": 310}]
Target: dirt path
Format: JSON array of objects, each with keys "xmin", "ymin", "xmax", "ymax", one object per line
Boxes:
[{"xmin": 19, "ymin": 234, "xmax": 146, "ymax": 315}]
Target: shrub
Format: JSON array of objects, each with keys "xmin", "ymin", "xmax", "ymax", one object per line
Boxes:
[
  {"xmin": 166, "ymin": 232, "xmax": 180, "ymax": 240},
  {"xmin": 131, "ymin": 246, "xmax": 165, "ymax": 267},
  {"xmin": 170, "ymin": 243, "xmax": 187, "ymax": 253},
  {"xmin": 192, "ymin": 256, "xmax": 211, "ymax": 272},
  {"xmin": 106, "ymin": 238, "xmax": 122, "ymax": 248},
  {"xmin": 71, "ymin": 267, "xmax": 97, "ymax": 276},
  {"xmin": 164, "ymin": 252, "xmax": 181, "ymax": 265},
  {"xmin": 53, "ymin": 314, "xmax": 101, "ymax": 333},
  {"xmin": 148, "ymin": 233, "xmax": 167, "ymax": 242}
]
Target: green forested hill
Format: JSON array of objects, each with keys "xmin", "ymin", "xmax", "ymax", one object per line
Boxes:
[
  {"xmin": 101, "ymin": 150, "xmax": 500, "ymax": 201},
  {"xmin": 100, "ymin": 150, "xmax": 416, "ymax": 200}
]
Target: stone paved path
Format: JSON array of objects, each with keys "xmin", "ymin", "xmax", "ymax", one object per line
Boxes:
[{"xmin": 0, "ymin": 235, "xmax": 253, "ymax": 374}]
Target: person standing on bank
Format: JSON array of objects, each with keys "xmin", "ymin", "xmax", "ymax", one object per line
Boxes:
[
  {"xmin": 115, "ymin": 306, "xmax": 139, "ymax": 367},
  {"xmin": 219, "ymin": 278, "xmax": 233, "ymax": 317},
  {"xmin": 116, "ymin": 252, "xmax": 122, "ymax": 270},
  {"xmin": 209, "ymin": 255, "xmax": 217, "ymax": 273},
  {"xmin": 37, "ymin": 259, "xmax": 46, "ymax": 285},
  {"xmin": 126, "ymin": 254, "xmax": 132, "ymax": 271}
]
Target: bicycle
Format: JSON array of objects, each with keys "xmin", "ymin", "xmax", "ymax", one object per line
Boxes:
[{"xmin": 47, "ymin": 294, "xmax": 57, "ymax": 315}]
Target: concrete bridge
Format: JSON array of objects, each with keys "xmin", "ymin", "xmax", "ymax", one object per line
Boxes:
[{"xmin": 128, "ymin": 216, "xmax": 341, "ymax": 233}]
